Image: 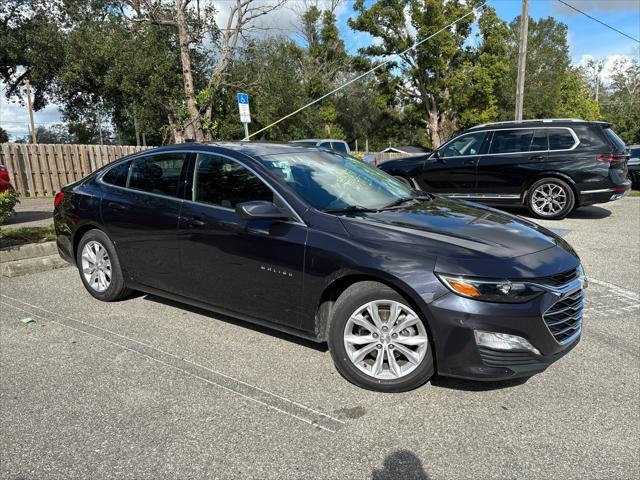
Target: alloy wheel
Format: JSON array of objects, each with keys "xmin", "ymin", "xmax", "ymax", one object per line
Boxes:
[
  {"xmin": 531, "ymin": 183, "xmax": 567, "ymax": 216},
  {"xmin": 81, "ymin": 241, "xmax": 112, "ymax": 292},
  {"xmin": 343, "ymin": 300, "xmax": 429, "ymax": 380}
]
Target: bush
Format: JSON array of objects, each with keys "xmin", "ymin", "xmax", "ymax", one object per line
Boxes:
[{"xmin": 0, "ymin": 189, "xmax": 19, "ymax": 225}]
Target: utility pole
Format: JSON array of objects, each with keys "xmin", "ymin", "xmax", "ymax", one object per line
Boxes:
[
  {"xmin": 134, "ymin": 116, "xmax": 141, "ymax": 146},
  {"xmin": 97, "ymin": 101, "xmax": 104, "ymax": 145},
  {"xmin": 25, "ymin": 79, "xmax": 37, "ymax": 144},
  {"xmin": 515, "ymin": 0, "xmax": 529, "ymax": 121}
]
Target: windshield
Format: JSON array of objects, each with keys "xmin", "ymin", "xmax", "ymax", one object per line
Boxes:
[{"xmin": 257, "ymin": 150, "xmax": 415, "ymax": 211}]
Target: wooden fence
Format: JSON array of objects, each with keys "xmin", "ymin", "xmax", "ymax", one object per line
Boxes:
[
  {"xmin": 0, "ymin": 143, "xmax": 422, "ymax": 198},
  {"xmin": 0, "ymin": 143, "xmax": 149, "ymax": 198}
]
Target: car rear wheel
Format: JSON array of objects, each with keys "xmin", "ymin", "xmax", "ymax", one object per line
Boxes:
[
  {"xmin": 526, "ymin": 178, "xmax": 575, "ymax": 220},
  {"xmin": 76, "ymin": 229, "xmax": 131, "ymax": 301},
  {"xmin": 327, "ymin": 281, "xmax": 434, "ymax": 392}
]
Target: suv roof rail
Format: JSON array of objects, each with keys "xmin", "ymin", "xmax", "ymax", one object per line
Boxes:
[{"xmin": 472, "ymin": 118, "xmax": 587, "ymax": 129}]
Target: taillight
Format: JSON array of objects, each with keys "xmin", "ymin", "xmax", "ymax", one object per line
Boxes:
[
  {"xmin": 54, "ymin": 191, "xmax": 65, "ymax": 207},
  {"xmin": 596, "ymin": 153, "xmax": 626, "ymax": 164},
  {"xmin": 0, "ymin": 165, "xmax": 9, "ymax": 182}
]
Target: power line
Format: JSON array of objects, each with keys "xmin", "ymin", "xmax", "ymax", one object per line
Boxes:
[
  {"xmin": 245, "ymin": 1, "xmax": 486, "ymax": 140},
  {"xmin": 556, "ymin": 0, "xmax": 639, "ymax": 44}
]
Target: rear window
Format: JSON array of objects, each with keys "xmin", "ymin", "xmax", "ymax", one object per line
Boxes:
[
  {"xmin": 603, "ymin": 127, "xmax": 626, "ymax": 151},
  {"xmin": 102, "ymin": 161, "xmax": 130, "ymax": 187},
  {"xmin": 548, "ymin": 129, "xmax": 576, "ymax": 150},
  {"xmin": 489, "ymin": 129, "xmax": 534, "ymax": 154},
  {"xmin": 331, "ymin": 142, "xmax": 349, "ymax": 153}
]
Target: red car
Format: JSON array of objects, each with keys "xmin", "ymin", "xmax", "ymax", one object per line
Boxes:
[{"xmin": 0, "ymin": 164, "xmax": 13, "ymax": 192}]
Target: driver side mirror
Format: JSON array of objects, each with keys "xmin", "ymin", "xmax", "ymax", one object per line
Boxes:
[
  {"xmin": 235, "ymin": 201, "xmax": 290, "ymax": 221},
  {"xmin": 432, "ymin": 150, "xmax": 446, "ymax": 163}
]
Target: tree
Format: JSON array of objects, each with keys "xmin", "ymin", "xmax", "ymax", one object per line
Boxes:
[
  {"xmin": 0, "ymin": 127, "xmax": 8, "ymax": 143},
  {"xmin": 121, "ymin": 0, "xmax": 285, "ymax": 143},
  {"xmin": 349, "ymin": 0, "xmax": 482, "ymax": 148},
  {"xmin": 601, "ymin": 56, "xmax": 640, "ymax": 144}
]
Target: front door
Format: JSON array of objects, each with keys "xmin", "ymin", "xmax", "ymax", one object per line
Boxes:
[
  {"xmin": 415, "ymin": 131, "xmax": 488, "ymax": 194},
  {"xmin": 100, "ymin": 152, "xmax": 189, "ymax": 293},
  {"xmin": 177, "ymin": 152, "xmax": 306, "ymax": 328},
  {"xmin": 475, "ymin": 128, "xmax": 548, "ymax": 196}
]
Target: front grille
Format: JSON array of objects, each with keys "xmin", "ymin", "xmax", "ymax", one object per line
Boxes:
[
  {"xmin": 537, "ymin": 268, "xmax": 580, "ymax": 287},
  {"xmin": 543, "ymin": 288, "xmax": 584, "ymax": 343}
]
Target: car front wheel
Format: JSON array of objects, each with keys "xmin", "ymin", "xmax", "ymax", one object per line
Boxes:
[{"xmin": 328, "ymin": 281, "xmax": 434, "ymax": 392}]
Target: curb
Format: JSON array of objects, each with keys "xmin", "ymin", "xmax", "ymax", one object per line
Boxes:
[{"xmin": 0, "ymin": 241, "xmax": 71, "ymax": 278}]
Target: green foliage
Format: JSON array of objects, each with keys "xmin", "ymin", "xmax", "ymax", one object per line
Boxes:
[
  {"xmin": 601, "ymin": 57, "xmax": 640, "ymax": 145},
  {"xmin": 0, "ymin": 127, "xmax": 8, "ymax": 143},
  {"xmin": 0, "ymin": 189, "xmax": 19, "ymax": 225}
]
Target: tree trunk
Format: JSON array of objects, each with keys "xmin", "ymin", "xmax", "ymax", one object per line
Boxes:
[{"xmin": 175, "ymin": 0, "xmax": 203, "ymax": 142}]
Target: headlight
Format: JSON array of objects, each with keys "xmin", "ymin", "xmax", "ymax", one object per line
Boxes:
[{"xmin": 437, "ymin": 274, "xmax": 545, "ymax": 303}]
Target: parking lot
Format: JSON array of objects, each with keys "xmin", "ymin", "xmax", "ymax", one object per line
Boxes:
[{"xmin": 1, "ymin": 197, "xmax": 638, "ymax": 479}]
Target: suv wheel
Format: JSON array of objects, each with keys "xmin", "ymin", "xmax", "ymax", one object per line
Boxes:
[
  {"xmin": 527, "ymin": 178, "xmax": 575, "ymax": 220},
  {"xmin": 328, "ymin": 281, "xmax": 434, "ymax": 392},
  {"xmin": 76, "ymin": 229, "xmax": 131, "ymax": 301}
]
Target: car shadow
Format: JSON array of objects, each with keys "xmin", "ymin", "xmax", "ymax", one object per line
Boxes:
[
  {"xmin": 4, "ymin": 210, "xmax": 53, "ymax": 225},
  {"xmin": 502, "ymin": 205, "xmax": 612, "ymax": 220},
  {"xmin": 143, "ymin": 294, "xmax": 329, "ymax": 353},
  {"xmin": 371, "ymin": 450, "xmax": 430, "ymax": 480},
  {"xmin": 430, "ymin": 374, "xmax": 529, "ymax": 392}
]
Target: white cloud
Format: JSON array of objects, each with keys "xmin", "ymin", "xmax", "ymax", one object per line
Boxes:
[
  {"xmin": 577, "ymin": 53, "xmax": 633, "ymax": 86},
  {"xmin": 0, "ymin": 87, "xmax": 64, "ymax": 141},
  {"xmin": 553, "ymin": 0, "xmax": 640, "ymax": 16}
]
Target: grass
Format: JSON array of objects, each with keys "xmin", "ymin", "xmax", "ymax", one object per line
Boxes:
[
  {"xmin": 0, "ymin": 225, "xmax": 56, "ymax": 248},
  {"xmin": 629, "ymin": 189, "xmax": 640, "ymax": 197}
]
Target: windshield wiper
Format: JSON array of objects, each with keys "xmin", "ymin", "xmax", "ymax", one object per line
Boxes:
[
  {"xmin": 381, "ymin": 193, "xmax": 433, "ymax": 210},
  {"xmin": 323, "ymin": 205, "xmax": 378, "ymax": 214}
]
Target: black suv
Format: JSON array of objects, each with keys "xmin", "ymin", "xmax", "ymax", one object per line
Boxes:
[{"xmin": 379, "ymin": 119, "xmax": 631, "ymax": 219}]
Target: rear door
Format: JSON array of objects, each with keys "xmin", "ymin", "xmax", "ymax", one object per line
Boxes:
[
  {"xmin": 100, "ymin": 151, "xmax": 189, "ymax": 293},
  {"xmin": 177, "ymin": 152, "xmax": 307, "ymax": 328},
  {"xmin": 475, "ymin": 128, "xmax": 548, "ymax": 196},
  {"xmin": 415, "ymin": 130, "xmax": 488, "ymax": 193}
]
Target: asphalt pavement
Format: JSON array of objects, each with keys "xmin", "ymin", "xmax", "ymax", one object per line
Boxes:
[{"xmin": 1, "ymin": 197, "xmax": 638, "ymax": 479}]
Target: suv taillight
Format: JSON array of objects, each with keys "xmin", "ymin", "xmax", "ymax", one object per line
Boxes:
[
  {"xmin": 596, "ymin": 153, "xmax": 626, "ymax": 164},
  {"xmin": 54, "ymin": 191, "xmax": 65, "ymax": 207}
]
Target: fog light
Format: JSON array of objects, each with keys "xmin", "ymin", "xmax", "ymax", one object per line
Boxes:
[{"xmin": 474, "ymin": 330, "xmax": 541, "ymax": 355}]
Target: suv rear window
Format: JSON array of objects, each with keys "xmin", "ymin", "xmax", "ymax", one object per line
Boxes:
[
  {"xmin": 603, "ymin": 127, "xmax": 626, "ymax": 151},
  {"xmin": 548, "ymin": 129, "xmax": 576, "ymax": 150}
]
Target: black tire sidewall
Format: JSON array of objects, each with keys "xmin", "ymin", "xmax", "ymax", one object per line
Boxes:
[
  {"xmin": 527, "ymin": 178, "xmax": 575, "ymax": 220},
  {"xmin": 327, "ymin": 282, "xmax": 435, "ymax": 392},
  {"xmin": 76, "ymin": 229, "xmax": 129, "ymax": 301}
]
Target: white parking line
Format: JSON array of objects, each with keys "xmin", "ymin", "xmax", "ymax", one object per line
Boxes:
[
  {"xmin": 1, "ymin": 295, "xmax": 346, "ymax": 433},
  {"xmin": 587, "ymin": 277, "xmax": 639, "ymax": 302}
]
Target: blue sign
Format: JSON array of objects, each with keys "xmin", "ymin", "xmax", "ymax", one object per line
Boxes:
[{"xmin": 237, "ymin": 93, "xmax": 249, "ymax": 104}]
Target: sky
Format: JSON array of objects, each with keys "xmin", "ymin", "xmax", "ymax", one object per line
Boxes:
[{"xmin": 1, "ymin": 0, "xmax": 639, "ymax": 141}]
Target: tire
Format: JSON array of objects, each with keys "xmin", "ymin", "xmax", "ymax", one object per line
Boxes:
[
  {"xmin": 327, "ymin": 281, "xmax": 434, "ymax": 392},
  {"xmin": 393, "ymin": 175, "xmax": 412, "ymax": 188},
  {"xmin": 76, "ymin": 229, "xmax": 131, "ymax": 302},
  {"xmin": 526, "ymin": 178, "xmax": 575, "ymax": 220}
]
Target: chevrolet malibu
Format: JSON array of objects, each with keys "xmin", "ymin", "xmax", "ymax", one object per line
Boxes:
[{"xmin": 54, "ymin": 143, "xmax": 586, "ymax": 392}]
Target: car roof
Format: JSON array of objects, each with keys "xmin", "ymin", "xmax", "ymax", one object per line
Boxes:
[
  {"xmin": 291, "ymin": 139, "xmax": 346, "ymax": 143},
  {"xmin": 467, "ymin": 118, "xmax": 611, "ymax": 131},
  {"xmin": 144, "ymin": 141, "xmax": 323, "ymax": 157}
]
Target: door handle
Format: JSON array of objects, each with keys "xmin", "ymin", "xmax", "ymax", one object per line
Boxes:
[
  {"xmin": 463, "ymin": 159, "xmax": 476, "ymax": 165},
  {"xmin": 180, "ymin": 215, "xmax": 206, "ymax": 228},
  {"xmin": 530, "ymin": 155, "xmax": 545, "ymax": 161},
  {"xmin": 106, "ymin": 201, "xmax": 127, "ymax": 211}
]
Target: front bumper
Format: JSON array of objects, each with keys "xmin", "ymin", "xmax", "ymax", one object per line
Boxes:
[{"xmin": 425, "ymin": 278, "xmax": 585, "ymax": 381}]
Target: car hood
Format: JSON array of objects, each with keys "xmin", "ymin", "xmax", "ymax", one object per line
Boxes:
[{"xmin": 338, "ymin": 196, "xmax": 571, "ymax": 261}]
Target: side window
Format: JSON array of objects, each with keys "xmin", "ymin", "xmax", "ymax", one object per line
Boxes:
[
  {"xmin": 441, "ymin": 132, "xmax": 486, "ymax": 157},
  {"xmin": 548, "ymin": 129, "xmax": 576, "ymax": 150},
  {"xmin": 129, "ymin": 153, "xmax": 186, "ymax": 198},
  {"xmin": 194, "ymin": 154, "xmax": 273, "ymax": 209},
  {"xmin": 102, "ymin": 161, "xmax": 131, "ymax": 187},
  {"xmin": 489, "ymin": 129, "xmax": 534, "ymax": 154},
  {"xmin": 331, "ymin": 142, "xmax": 348, "ymax": 153},
  {"xmin": 319, "ymin": 142, "xmax": 332, "ymax": 151},
  {"xmin": 530, "ymin": 129, "xmax": 548, "ymax": 151}
]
